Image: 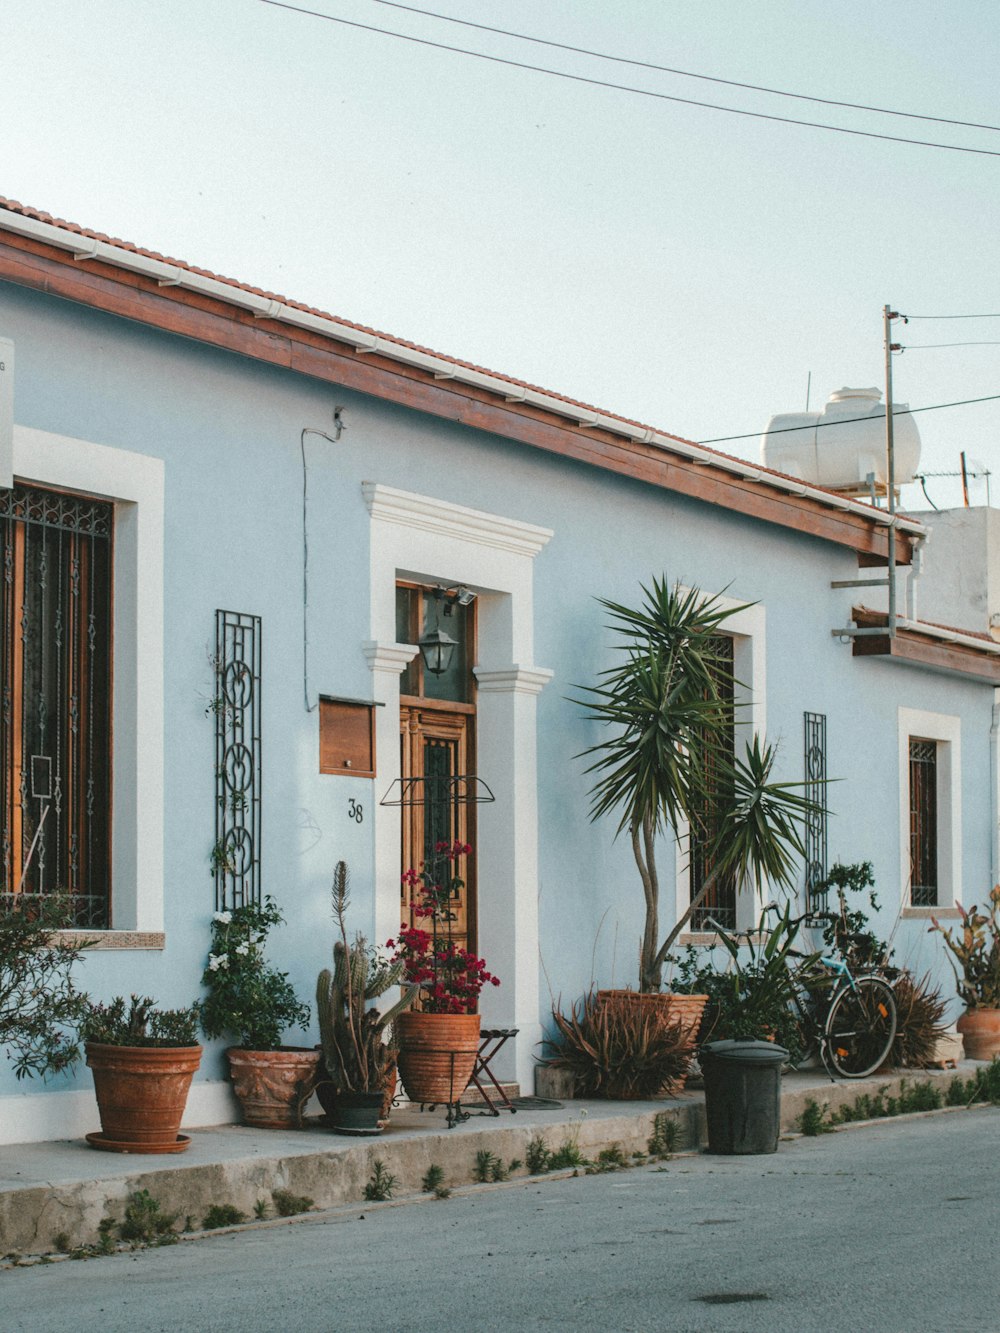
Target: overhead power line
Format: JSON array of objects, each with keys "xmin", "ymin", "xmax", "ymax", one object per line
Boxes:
[
  {"xmin": 374, "ymin": 0, "xmax": 1000, "ymax": 134},
  {"xmin": 698, "ymin": 392, "xmax": 1000, "ymax": 445},
  {"xmin": 906, "ymin": 313, "xmax": 1000, "ymax": 320},
  {"xmin": 258, "ymin": 1, "xmax": 1000, "ymax": 158},
  {"xmin": 903, "ymin": 341, "xmax": 1000, "ymax": 349}
]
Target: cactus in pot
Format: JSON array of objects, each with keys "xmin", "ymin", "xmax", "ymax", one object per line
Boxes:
[{"xmin": 316, "ymin": 862, "xmax": 417, "ymax": 1130}]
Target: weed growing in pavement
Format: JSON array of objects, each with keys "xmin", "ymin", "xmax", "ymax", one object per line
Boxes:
[
  {"xmin": 363, "ymin": 1160, "xmax": 397, "ymax": 1202},
  {"xmin": 254, "ymin": 1199, "xmax": 268, "ymax": 1220},
  {"xmin": 647, "ymin": 1112, "xmax": 681, "ymax": 1159},
  {"xmin": 471, "ymin": 1149, "xmax": 522, "ymax": 1182},
  {"xmin": 422, "ymin": 1164, "xmax": 451, "ymax": 1198},
  {"xmin": 271, "ymin": 1189, "xmax": 314, "ymax": 1217},
  {"xmin": 119, "ymin": 1190, "xmax": 179, "ymax": 1246},
  {"xmin": 526, "ymin": 1134, "xmax": 552, "ymax": 1174},
  {"xmin": 798, "ymin": 1099, "xmax": 835, "ymax": 1136},
  {"xmin": 586, "ymin": 1144, "xmax": 629, "ymax": 1174},
  {"xmin": 202, "ymin": 1204, "xmax": 246, "ymax": 1230}
]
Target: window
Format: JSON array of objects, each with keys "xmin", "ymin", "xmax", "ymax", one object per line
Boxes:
[
  {"xmin": 689, "ymin": 635, "xmax": 737, "ymax": 930},
  {"xmin": 1, "ymin": 484, "xmax": 113, "ymax": 926},
  {"xmin": 898, "ymin": 708, "xmax": 960, "ymax": 914},
  {"xmin": 909, "ymin": 738, "xmax": 938, "ymax": 907},
  {"xmin": 395, "ymin": 583, "xmax": 475, "ymax": 704}
]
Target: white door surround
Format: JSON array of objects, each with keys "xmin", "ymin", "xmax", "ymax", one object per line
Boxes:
[{"xmin": 363, "ymin": 483, "xmax": 553, "ymax": 1088}]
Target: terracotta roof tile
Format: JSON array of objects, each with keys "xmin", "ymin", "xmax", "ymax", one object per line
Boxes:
[{"xmin": 0, "ymin": 195, "xmax": 918, "ymax": 527}]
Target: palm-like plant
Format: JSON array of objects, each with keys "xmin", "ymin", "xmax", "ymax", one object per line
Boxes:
[{"xmin": 576, "ymin": 576, "xmax": 821, "ymax": 992}]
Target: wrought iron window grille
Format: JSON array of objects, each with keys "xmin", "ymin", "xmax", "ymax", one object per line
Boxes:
[
  {"xmin": 1, "ymin": 483, "xmax": 113, "ymax": 928},
  {"xmin": 213, "ymin": 610, "xmax": 262, "ymax": 912},
  {"xmin": 804, "ymin": 712, "xmax": 829, "ymax": 910}
]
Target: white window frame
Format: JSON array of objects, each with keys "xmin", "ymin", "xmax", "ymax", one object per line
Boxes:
[
  {"xmin": 898, "ymin": 706, "xmax": 961, "ymax": 917},
  {"xmin": 675, "ymin": 598, "xmax": 767, "ymax": 937},
  {"xmin": 13, "ymin": 425, "xmax": 165, "ymax": 940}
]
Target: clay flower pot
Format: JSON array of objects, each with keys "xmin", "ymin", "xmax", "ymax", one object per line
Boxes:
[
  {"xmin": 957, "ymin": 1008, "xmax": 1000, "ymax": 1061},
  {"xmin": 396, "ymin": 1011, "xmax": 481, "ymax": 1105},
  {"xmin": 226, "ymin": 1047, "xmax": 320, "ymax": 1128},
  {"xmin": 86, "ymin": 1042, "xmax": 202, "ymax": 1153}
]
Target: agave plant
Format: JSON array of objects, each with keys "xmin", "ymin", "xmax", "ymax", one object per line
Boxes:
[
  {"xmin": 575, "ymin": 576, "xmax": 823, "ymax": 992},
  {"xmin": 316, "ymin": 862, "xmax": 418, "ymax": 1095}
]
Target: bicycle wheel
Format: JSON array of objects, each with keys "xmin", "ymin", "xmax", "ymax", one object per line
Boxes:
[{"xmin": 824, "ymin": 976, "xmax": 897, "ymax": 1078}]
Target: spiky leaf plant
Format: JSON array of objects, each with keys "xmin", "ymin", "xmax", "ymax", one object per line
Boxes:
[{"xmin": 316, "ymin": 861, "xmax": 418, "ymax": 1095}]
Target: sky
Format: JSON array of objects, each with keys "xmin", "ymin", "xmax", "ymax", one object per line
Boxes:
[{"xmin": 3, "ymin": 0, "xmax": 999, "ymax": 510}]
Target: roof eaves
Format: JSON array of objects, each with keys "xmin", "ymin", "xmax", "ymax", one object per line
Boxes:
[{"xmin": 0, "ymin": 195, "xmax": 925, "ymax": 541}]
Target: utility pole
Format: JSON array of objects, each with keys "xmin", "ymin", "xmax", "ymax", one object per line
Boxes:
[
  {"xmin": 829, "ymin": 306, "xmax": 904, "ymax": 643},
  {"xmin": 883, "ymin": 304, "xmax": 901, "ymax": 636}
]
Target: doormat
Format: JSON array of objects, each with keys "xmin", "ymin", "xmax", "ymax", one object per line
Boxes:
[{"xmin": 509, "ymin": 1096, "xmax": 563, "ymax": 1109}]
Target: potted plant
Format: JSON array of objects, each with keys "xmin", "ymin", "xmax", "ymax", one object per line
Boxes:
[
  {"xmin": 81, "ymin": 994, "xmax": 202, "ymax": 1153},
  {"xmin": 671, "ymin": 904, "xmax": 818, "ymax": 1061},
  {"xmin": 574, "ymin": 577, "xmax": 821, "ymax": 1011},
  {"xmin": 389, "ymin": 840, "xmax": 500, "ymax": 1106},
  {"xmin": 1, "ymin": 895, "xmax": 92, "ymax": 1083},
  {"xmin": 931, "ymin": 886, "xmax": 1000, "ymax": 1059},
  {"xmin": 199, "ymin": 897, "xmax": 315, "ymax": 1127},
  {"xmin": 316, "ymin": 861, "xmax": 418, "ymax": 1134}
]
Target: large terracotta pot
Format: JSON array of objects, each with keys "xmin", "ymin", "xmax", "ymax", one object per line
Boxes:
[
  {"xmin": 396, "ymin": 1012, "xmax": 481, "ymax": 1105},
  {"xmin": 226, "ymin": 1047, "xmax": 320, "ymax": 1128},
  {"xmin": 957, "ymin": 1008, "xmax": 1000, "ymax": 1061},
  {"xmin": 86, "ymin": 1042, "xmax": 202, "ymax": 1153}
]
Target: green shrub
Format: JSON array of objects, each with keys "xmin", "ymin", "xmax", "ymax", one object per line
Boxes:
[
  {"xmin": 363, "ymin": 1160, "xmax": 396, "ymax": 1202},
  {"xmin": 202, "ymin": 1204, "xmax": 246, "ymax": 1230},
  {"xmin": 119, "ymin": 1190, "xmax": 178, "ymax": 1244},
  {"xmin": 271, "ymin": 1189, "xmax": 313, "ymax": 1217}
]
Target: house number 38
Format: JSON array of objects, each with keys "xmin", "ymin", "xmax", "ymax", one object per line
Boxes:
[{"xmin": 348, "ymin": 799, "xmax": 364, "ymax": 824}]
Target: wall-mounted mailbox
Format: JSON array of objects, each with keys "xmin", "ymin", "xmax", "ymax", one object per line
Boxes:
[{"xmin": 319, "ymin": 697, "xmax": 377, "ymax": 778}]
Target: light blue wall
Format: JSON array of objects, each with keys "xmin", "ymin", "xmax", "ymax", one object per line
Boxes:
[{"xmin": 1, "ymin": 280, "xmax": 992, "ymax": 1099}]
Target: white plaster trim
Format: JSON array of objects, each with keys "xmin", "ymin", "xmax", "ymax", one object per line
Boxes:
[
  {"xmin": 898, "ymin": 706, "xmax": 962, "ymax": 911},
  {"xmin": 474, "ymin": 665, "xmax": 554, "ymax": 695},
  {"xmin": 365, "ymin": 483, "xmax": 550, "ymax": 1089},
  {"xmin": 362, "ymin": 482, "xmax": 553, "ymax": 557},
  {"xmin": 12, "ymin": 425, "xmax": 165, "ymax": 932},
  {"xmin": 674, "ymin": 597, "xmax": 768, "ymax": 930},
  {"xmin": 363, "ymin": 640, "xmax": 419, "ymax": 674}
]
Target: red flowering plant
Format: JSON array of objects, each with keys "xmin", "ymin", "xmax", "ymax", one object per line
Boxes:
[{"xmin": 388, "ymin": 841, "xmax": 500, "ymax": 1015}]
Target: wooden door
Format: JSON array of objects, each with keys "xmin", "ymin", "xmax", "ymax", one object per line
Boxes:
[{"xmin": 399, "ymin": 703, "xmax": 476, "ymax": 955}]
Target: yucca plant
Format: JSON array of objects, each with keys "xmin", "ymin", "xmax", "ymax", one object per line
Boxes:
[
  {"xmin": 543, "ymin": 991, "xmax": 694, "ymax": 1099},
  {"xmin": 575, "ymin": 577, "xmax": 823, "ymax": 992},
  {"xmin": 316, "ymin": 861, "xmax": 418, "ymax": 1095}
]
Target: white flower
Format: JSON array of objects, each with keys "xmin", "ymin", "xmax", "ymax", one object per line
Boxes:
[
  {"xmin": 235, "ymin": 942, "xmax": 250, "ymax": 956},
  {"xmin": 208, "ymin": 953, "xmax": 229, "ymax": 971},
  {"xmin": 213, "ymin": 911, "xmax": 232, "ymax": 925}
]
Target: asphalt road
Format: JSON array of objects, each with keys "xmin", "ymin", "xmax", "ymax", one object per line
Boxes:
[{"xmin": 3, "ymin": 1107, "xmax": 998, "ymax": 1333}]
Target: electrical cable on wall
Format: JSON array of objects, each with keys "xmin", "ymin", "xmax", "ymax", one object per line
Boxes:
[{"xmin": 301, "ymin": 418, "xmax": 344, "ymax": 712}]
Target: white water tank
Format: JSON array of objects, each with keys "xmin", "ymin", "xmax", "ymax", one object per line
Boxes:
[{"xmin": 760, "ymin": 386, "xmax": 921, "ymax": 495}]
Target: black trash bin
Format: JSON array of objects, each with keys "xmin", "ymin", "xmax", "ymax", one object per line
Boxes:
[{"xmin": 699, "ymin": 1039, "xmax": 788, "ymax": 1155}]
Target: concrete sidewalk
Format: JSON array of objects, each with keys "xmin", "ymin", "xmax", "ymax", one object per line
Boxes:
[{"xmin": 0, "ymin": 1062, "xmax": 984, "ymax": 1258}]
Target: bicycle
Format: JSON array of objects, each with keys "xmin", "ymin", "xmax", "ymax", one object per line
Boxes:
[
  {"xmin": 703, "ymin": 906, "xmax": 898, "ymax": 1080},
  {"xmin": 785, "ymin": 911, "xmax": 898, "ymax": 1079}
]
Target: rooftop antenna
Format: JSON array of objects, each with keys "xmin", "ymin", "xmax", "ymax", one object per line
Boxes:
[{"xmin": 805, "ymin": 370, "xmax": 812, "ymax": 412}]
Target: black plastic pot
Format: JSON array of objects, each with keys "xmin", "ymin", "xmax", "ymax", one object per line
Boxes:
[
  {"xmin": 330, "ymin": 1089, "xmax": 383, "ymax": 1136},
  {"xmin": 699, "ymin": 1039, "xmax": 788, "ymax": 1155}
]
